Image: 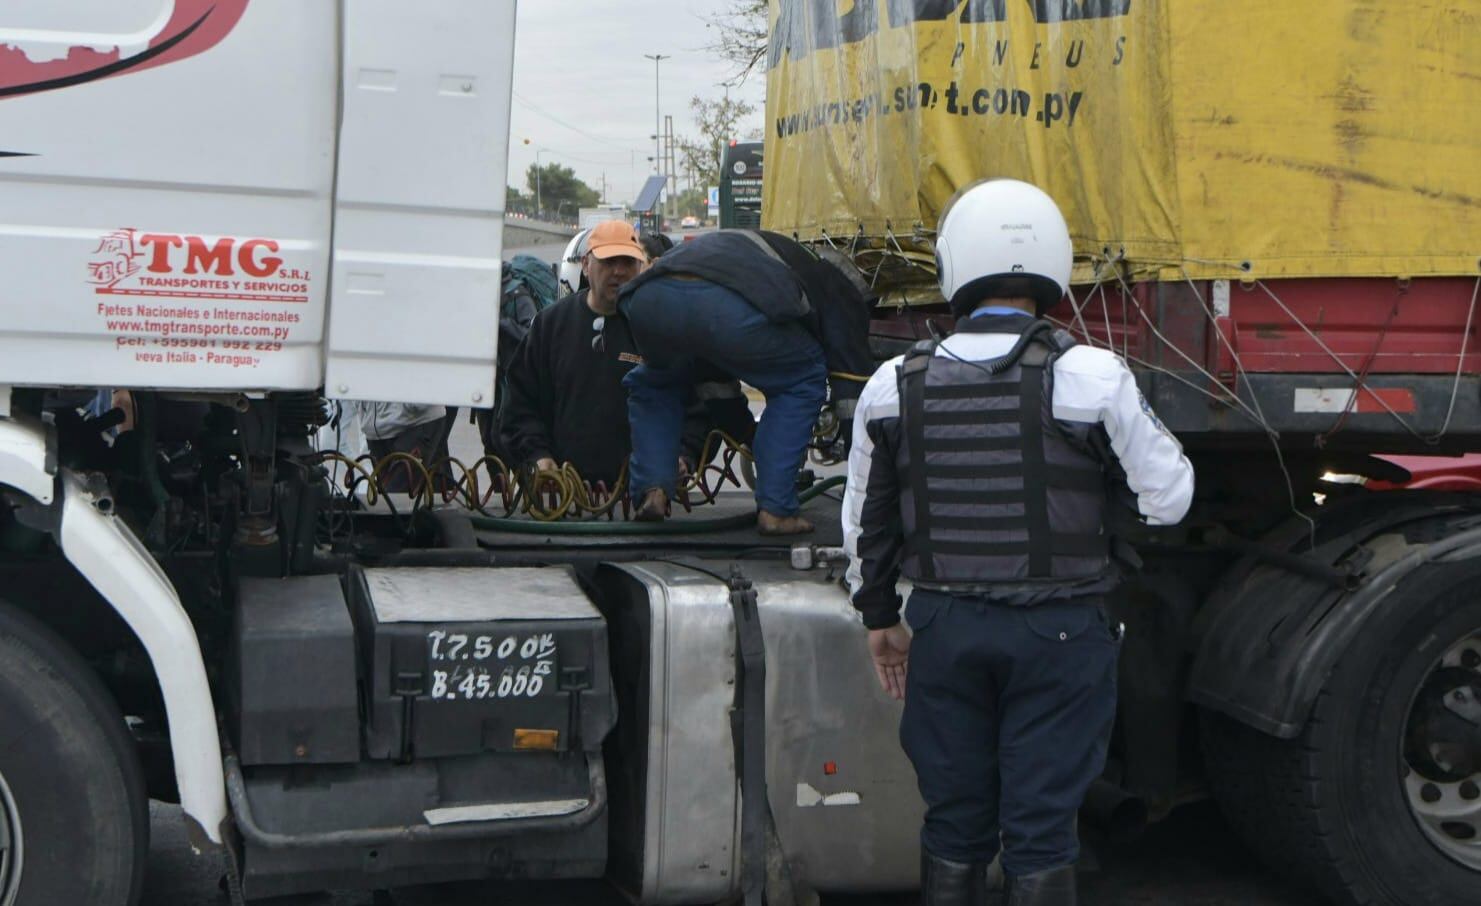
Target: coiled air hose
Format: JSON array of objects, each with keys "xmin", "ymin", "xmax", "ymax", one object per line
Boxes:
[
  {"xmin": 468, "ymin": 475, "xmax": 846, "ymax": 536},
  {"xmin": 305, "ymin": 430, "xmax": 760, "ymax": 523}
]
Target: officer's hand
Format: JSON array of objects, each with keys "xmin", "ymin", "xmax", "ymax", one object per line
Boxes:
[
  {"xmin": 868, "ymin": 624, "xmax": 911, "ymax": 701},
  {"xmin": 534, "ymin": 457, "xmax": 558, "ymax": 472}
]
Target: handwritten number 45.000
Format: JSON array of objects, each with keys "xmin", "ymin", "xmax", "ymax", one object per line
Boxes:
[{"xmin": 431, "ymin": 663, "xmax": 545, "ymax": 701}]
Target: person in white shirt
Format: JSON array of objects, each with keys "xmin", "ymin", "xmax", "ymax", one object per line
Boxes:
[{"xmin": 842, "ymin": 179, "xmax": 1194, "ymax": 906}]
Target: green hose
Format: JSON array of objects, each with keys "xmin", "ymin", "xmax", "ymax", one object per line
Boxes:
[{"xmin": 470, "ymin": 476, "xmax": 846, "ymax": 536}]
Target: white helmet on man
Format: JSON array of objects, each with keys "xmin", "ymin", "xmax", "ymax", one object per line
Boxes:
[
  {"xmin": 557, "ymin": 228, "xmax": 592, "ymax": 297},
  {"xmin": 934, "ymin": 178, "xmax": 1072, "ymax": 318}
]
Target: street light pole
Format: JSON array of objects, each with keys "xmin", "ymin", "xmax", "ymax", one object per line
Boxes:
[{"xmin": 643, "ymin": 53, "xmax": 669, "ymax": 181}]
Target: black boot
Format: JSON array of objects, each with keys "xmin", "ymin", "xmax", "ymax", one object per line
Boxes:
[
  {"xmin": 921, "ymin": 850, "xmax": 987, "ymax": 906},
  {"xmin": 1004, "ymin": 864, "xmax": 1076, "ymax": 906}
]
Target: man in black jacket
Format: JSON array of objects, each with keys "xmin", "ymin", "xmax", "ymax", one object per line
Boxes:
[
  {"xmin": 499, "ymin": 221, "xmax": 710, "ymax": 491},
  {"xmin": 497, "ymin": 221, "xmax": 652, "ymax": 488},
  {"xmin": 618, "ymin": 230, "xmax": 873, "ymax": 534}
]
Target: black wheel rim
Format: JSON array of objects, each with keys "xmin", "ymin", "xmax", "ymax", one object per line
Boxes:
[
  {"xmin": 1402, "ymin": 629, "xmax": 1481, "ymax": 870},
  {"xmin": 0, "ymin": 768, "xmax": 22, "ymax": 905}
]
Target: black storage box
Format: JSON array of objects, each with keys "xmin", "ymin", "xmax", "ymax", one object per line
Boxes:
[
  {"xmin": 347, "ymin": 566, "xmax": 614, "ymax": 761},
  {"xmin": 229, "ymin": 574, "xmax": 361, "ymax": 765}
]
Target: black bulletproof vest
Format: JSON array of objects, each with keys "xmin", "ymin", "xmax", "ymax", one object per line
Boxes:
[{"xmin": 895, "ymin": 316, "xmax": 1111, "ymax": 590}]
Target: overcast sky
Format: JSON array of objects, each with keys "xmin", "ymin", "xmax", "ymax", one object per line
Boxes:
[{"xmin": 508, "ymin": 0, "xmax": 767, "ymax": 206}]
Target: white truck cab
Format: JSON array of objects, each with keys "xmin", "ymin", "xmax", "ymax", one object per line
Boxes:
[{"xmin": 0, "ymin": 0, "xmax": 507, "ymax": 405}]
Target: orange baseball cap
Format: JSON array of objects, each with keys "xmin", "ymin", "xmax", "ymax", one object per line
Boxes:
[{"xmin": 586, "ymin": 220, "xmax": 647, "ymax": 261}]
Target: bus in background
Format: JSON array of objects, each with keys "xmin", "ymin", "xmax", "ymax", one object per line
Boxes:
[{"xmin": 718, "ymin": 139, "xmax": 763, "ymax": 229}]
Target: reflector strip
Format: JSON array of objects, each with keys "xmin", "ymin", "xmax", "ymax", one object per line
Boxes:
[
  {"xmin": 513, "ymin": 728, "xmax": 560, "ymax": 750},
  {"xmin": 1293, "ymin": 387, "xmax": 1417, "ymax": 414}
]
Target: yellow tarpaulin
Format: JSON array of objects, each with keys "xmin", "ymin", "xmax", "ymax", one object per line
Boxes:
[{"xmin": 763, "ymin": 1, "xmax": 1479, "ymax": 284}]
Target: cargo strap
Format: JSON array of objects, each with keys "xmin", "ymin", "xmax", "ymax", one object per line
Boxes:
[
  {"xmin": 726, "ymin": 565, "xmax": 767, "ymax": 906},
  {"xmin": 664, "ymin": 559, "xmax": 770, "ymax": 906}
]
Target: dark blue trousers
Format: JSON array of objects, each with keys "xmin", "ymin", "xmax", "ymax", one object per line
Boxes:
[
  {"xmin": 620, "ymin": 276, "xmax": 827, "ymax": 516},
  {"xmin": 900, "ymin": 589, "xmax": 1120, "ymax": 875}
]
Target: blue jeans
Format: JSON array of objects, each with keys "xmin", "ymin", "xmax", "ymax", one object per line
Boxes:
[
  {"xmin": 621, "ymin": 277, "xmax": 827, "ymax": 516},
  {"xmin": 900, "ymin": 591, "xmax": 1120, "ymax": 875}
]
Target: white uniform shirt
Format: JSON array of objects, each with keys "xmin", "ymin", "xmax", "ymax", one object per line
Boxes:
[{"xmin": 843, "ymin": 326, "xmax": 1195, "ymax": 596}]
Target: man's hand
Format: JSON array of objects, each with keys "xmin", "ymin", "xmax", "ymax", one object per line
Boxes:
[
  {"xmin": 868, "ymin": 623, "xmax": 911, "ymax": 701},
  {"xmin": 533, "ymin": 457, "xmax": 558, "ymax": 472},
  {"xmin": 677, "ymin": 456, "xmax": 693, "ymax": 483}
]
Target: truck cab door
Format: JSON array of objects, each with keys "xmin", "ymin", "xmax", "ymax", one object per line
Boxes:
[{"xmin": 322, "ymin": 0, "xmax": 514, "ymax": 410}]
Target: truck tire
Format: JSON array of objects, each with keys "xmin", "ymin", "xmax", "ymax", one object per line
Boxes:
[
  {"xmin": 0, "ymin": 602, "xmax": 149, "ymax": 906},
  {"xmin": 1203, "ymin": 560, "xmax": 1481, "ymax": 905}
]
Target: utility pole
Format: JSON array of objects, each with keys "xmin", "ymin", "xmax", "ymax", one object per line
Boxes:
[
  {"xmin": 643, "ymin": 53, "xmax": 668, "ymax": 180},
  {"xmin": 664, "ymin": 114, "xmax": 677, "ymax": 221}
]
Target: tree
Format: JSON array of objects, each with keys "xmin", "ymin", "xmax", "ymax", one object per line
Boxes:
[
  {"xmin": 676, "ymin": 95, "xmax": 758, "ymax": 192},
  {"xmin": 524, "ymin": 163, "xmax": 600, "ymax": 219},
  {"xmin": 505, "ymin": 186, "xmax": 532, "ymax": 215},
  {"xmin": 703, "ymin": 0, "xmax": 769, "ymax": 86}
]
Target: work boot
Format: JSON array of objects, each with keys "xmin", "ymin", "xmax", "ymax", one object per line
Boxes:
[
  {"xmin": 1004, "ymin": 864, "xmax": 1076, "ymax": 906},
  {"xmin": 757, "ymin": 510, "xmax": 814, "ymax": 535},
  {"xmin": 633, "ymin": 488, "xmax": 669, "ymax": 522},
  {"xmin": 920, "ymin": 851, "xmax": 986, "ymax": 906}
]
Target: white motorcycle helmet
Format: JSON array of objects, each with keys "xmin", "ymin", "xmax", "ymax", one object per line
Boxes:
[
  {"xmin": 558, "ymin": 228, "xmax": 592, "ymax": 297},
  {"xmin": 934, "ymin": 178, "xmax": 1072, "ymax": 318}
]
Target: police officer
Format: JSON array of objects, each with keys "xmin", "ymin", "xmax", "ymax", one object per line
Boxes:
[{"xmin": 843, "ymin": 180, "xmax": 1194, "ymax": 905}]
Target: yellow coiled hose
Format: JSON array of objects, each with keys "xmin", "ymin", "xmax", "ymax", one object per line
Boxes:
[{"xmin": 305, "ymin": 429, "xmax": 758, "ymax": 523}]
